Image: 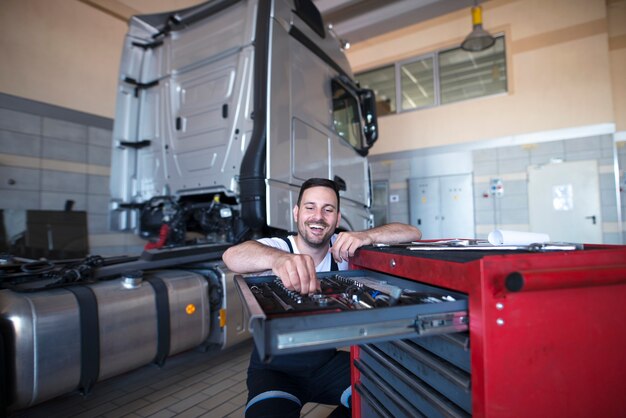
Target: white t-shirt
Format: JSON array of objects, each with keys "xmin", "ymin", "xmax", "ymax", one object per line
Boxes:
[{"xmin": 257, "ymin": 235, "xmax": 349, "ymax": 272}]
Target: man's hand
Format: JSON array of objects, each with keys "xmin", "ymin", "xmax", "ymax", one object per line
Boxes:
[
  {"xmin": 223, "ymin": 240, "xmax": 320, "ymax": 295},
  {"xmin": 272, "ymin": 252, "xmax": 320, "ymax": 295},
  {"xmin": 331, "ymin": 231, "xmax": 373, "ymax": 263}
]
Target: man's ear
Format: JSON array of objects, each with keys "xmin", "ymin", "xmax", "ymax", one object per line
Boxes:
[
  {"xmin": 293, "ymin": 204, "xmax": 299, "ymax": 223},
  {"xmin": 336, "ymin": 211, "xmax": 341, "ymax": 228}
]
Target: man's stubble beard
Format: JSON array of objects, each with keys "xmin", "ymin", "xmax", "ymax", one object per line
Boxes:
[{"xmin": 298, "ymin": 220, "xmax": 334, "ymax": 249}]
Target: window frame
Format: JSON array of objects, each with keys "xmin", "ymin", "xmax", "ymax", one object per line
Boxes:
[{"xmin": 396, "ymin": 52, "xmax": 439, "ymax": 113}]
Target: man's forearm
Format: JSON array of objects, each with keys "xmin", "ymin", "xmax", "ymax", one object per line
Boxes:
[
  {"xmin": 332, "ymin": 223, "xmax": 422, "ymax": 263},
  {"xmin": 222, "ymin": 240, "xmax": 286, "ymax": 273},
  {"xmin": 366, "ymin": 222, "xmax": 422, "ymax": 244}
]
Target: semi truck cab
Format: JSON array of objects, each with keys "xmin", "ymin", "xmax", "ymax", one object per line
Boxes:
[{"xmin": 109, "ymin": 0, "xmax": 378, "ymax": 246}]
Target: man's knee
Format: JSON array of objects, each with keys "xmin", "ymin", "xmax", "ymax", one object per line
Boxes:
[{"xmin": 245, "ymin": 390, "xmax": 302, "ymax": 418}]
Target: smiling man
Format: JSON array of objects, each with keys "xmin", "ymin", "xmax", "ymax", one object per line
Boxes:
[{"xmin": 222, "ymin": 177, "xmax": 421, "ymax": 418}]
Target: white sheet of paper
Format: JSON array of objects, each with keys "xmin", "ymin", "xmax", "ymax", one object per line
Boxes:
[{"xmin": 488, "ymin": 229, "xmax": 550, "ymax": 245}]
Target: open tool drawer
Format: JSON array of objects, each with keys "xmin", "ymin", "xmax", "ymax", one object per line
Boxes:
[{"xmin": 234, "ymin": 270, "xmax": 468, "ymax": 361}]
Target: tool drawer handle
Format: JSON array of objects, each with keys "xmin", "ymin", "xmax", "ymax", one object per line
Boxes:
[{"xmin": 505, "ymin": 265, "xmax": 626, "ymax": 292}]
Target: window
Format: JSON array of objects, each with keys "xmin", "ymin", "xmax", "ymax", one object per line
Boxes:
[
  {"xmin": 332, "ymin": 79, "xmax": 363, "ymax": 151},
  {"xmin": 354, "ymin": 65, "xmax": 395, "ymax": 116},
  {"xmin": 400, "ymin": 55, "xmax": 435, "ymax": 111},
  {"xmin": 356, "ymin": 35, "xmax": 507, "ymax": 115},
  {"xmin": 439, "ymin": 36, "xmax": 506, "ymax": 104}
]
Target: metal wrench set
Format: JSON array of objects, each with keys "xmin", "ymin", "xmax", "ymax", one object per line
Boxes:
[{"xmin": 246, "ymin": 274, "xmax": 451, "ymax": 317}]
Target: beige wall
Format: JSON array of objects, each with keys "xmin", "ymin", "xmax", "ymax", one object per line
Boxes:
[
  {"xmin": 0, "ymin": 0, "xmax": 204, "ymax": 118},
  {"xmin": 1, "ymin": 0, "xmax": 624, "ymax": 136},
  {"xmin": 348, "ymin": 0, "xmax": 624, "ymax": 155},
  {"xmin": 0, "ymin": 0, "xmax": 127, "ymax": 118}
]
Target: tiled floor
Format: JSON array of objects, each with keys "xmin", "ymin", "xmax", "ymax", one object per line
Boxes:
[{"xmin": 8, "ymin": 339, "xmax": 335, "ymax": 418}]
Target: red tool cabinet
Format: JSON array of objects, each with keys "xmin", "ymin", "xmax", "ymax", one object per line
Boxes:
[{"xmin": 349, "ymin": 244, "xmax": 626, "ymax": 418}]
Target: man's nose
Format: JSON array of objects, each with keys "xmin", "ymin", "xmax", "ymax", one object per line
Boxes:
[{"xmin": 310, "ymin": 207, "xmax": 324, "ymax": 218}]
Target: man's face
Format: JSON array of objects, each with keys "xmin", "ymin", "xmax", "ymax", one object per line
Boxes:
[{"xmin": 294, "ymin": 186, "xmax": 341, "ymax": 248}]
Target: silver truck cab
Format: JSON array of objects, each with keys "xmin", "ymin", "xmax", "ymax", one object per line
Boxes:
[{"xmin": 110, "ymin": 0, "xmax": 378, "ymax": 244}]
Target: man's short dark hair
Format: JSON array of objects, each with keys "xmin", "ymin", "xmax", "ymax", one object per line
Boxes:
[{"xmin": 297, "ymin": 178, "xmax": 340, "ymax": 210}]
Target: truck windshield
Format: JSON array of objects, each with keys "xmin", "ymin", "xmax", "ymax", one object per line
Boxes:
[{"xmin": 332, "ymin": 79, "xmax": 364, "ymax": 153}]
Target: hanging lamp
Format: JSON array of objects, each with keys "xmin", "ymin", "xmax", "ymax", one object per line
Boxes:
[{"xmin": 461, "ymin": 1, "xmax": 495, "ymax": 52}]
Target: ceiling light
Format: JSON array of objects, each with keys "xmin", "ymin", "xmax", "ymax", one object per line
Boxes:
[{"xmin": 461, "ymin": 2, "xmax": 495, "ymax": 52}]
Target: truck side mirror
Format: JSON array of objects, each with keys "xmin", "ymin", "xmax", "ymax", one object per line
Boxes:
[
  {"xmin": 331, "ymin": 76, "xmax": 378, "ymax": 156},
  {"xmin": 359, "ymin": 88, "xmax": 378, "ymax": 148}
]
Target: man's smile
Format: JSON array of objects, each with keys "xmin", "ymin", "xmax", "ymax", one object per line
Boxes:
[{"xmin": 306, "ymin": 222, "xmax": 328, "ymax": 234}]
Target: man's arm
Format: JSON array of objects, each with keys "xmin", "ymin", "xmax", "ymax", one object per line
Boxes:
[
  {"xmin": 331, "ymin": 223, "xmax": 422, "ymax": 263},
  {"xmin": 222, "ymin": 240, "xmax": 319, "ymax": 294}
]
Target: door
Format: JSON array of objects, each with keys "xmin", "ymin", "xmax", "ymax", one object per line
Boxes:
[
  {"xmin": 409, "ymin": 175, "xmax": 474, "ymax": 239},
  {"xmin": 528, "ymin": 160, "xmax": 602, "ymax": 244},
  {"xmin": 371, "ymin": 181, "xmax": 389, "ymax": 227},
  {"xmin": 266, "ymin": 9, "xmax": 371, "ymax": 233}
]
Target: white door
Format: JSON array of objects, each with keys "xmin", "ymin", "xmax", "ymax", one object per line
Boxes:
[{"xmin": 528, "ymin": 160, "xmax": 602, "ymax": 244}]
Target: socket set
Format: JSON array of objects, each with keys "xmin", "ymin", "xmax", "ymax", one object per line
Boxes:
[
  {"xmin": 245, "ymin": 273, "xmax": 458, "ymax": 317},
  {"xmin": 235, "ymin": 270, "xmax": 469, "ymax": 360}
]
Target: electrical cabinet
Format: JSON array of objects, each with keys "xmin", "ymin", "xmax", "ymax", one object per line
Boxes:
[{"xmin": 409, "ymin": 175, "xmax": 474, "ymax": 239}]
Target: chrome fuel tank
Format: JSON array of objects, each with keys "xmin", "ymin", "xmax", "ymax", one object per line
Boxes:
[{"xmin": 0, "ymin": 269, "xmax": 210, "ymax": 410}]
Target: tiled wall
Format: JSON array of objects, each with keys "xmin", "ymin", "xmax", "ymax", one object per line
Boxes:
[
  {"xmin": 472, "ymin": 134, "xmax": 621, "ymax": 244},
  {"xmin": 0, "ymin": 93, "xmax": 145, "ymax": 257},
  {"xmin": 370, "ymin": 134, "xmax": 624, "ymax": 244},
  {"xmin": 2, "ymin": 94, "xmax": 624, "ymax": 253}
]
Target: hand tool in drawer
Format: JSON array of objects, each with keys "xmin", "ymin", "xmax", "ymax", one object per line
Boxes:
[
  {"xmin": 235, "ymin": 270, "xmax": 469, "ymax": 360},
  {"xmin": 245, "ymin": 274, "xmax": 458, "ymax": 317}
]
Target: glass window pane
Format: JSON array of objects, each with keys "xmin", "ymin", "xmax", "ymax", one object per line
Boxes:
[
  {"xmin": 332, "ymin": 80, "xmax": 364, "ymax": 151},
  {"xmin": 356, "ymin": 65, "xmax": 396, "ymax": 116},
  {"xmin": 400, "ymin": 57, "xmax": 435, "ymax": 110},
  {"xmin": 439, "ymin": 36, "xmax": 507, "ymax": 105}
]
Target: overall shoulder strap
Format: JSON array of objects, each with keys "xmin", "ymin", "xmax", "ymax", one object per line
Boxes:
[
  {"xmin": 279, "ymin": 236, "xmax": 294, "ymax": 254},
  {"xmin": 330, "ymin": 257, "xmax": 338, "ymax": 272}
]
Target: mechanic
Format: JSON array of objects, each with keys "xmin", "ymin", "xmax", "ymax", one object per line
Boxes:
[{"xmin": 222, "ymin": 177, "xmax": 422, "ymax": 418}]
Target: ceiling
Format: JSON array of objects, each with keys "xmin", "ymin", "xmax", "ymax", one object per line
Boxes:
[
  {"xmin": 81, "ymin": 0, "xmax": 483, "ymax": 45},
  {"xmin": 313, "ymin": 0, "xmax": 480, "ymax": 45}
]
